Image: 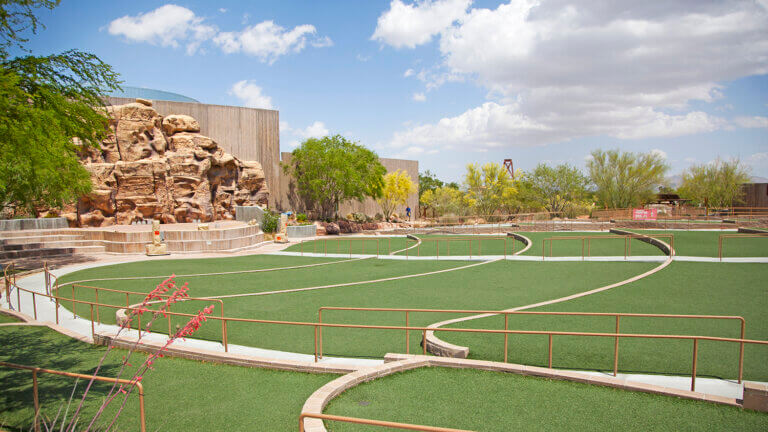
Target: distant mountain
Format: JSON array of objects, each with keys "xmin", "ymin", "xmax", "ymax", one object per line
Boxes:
[{"xmin": 665, "ymin": 174, "xmax": 768, "ymax": 189}]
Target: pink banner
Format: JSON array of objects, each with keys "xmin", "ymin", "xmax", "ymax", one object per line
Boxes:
[{"xmin": 632, "ymin": 208, "xmax": 657, "ymax": 221}]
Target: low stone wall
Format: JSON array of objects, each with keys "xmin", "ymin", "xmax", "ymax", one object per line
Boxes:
[
  {"xmin": 609, "ymin": 228, "xmax": 672, "ymax": 255},
  {"xmin": 286, "ymin": 225, "xmax": 316, "ymax": 239},
  {"xmin": 235, "ymin": 206, "xmax": 265, "ymax": 224},
  {"xmin": 0, "ymin": 218, "xmax": 68, "ymax": 231}
]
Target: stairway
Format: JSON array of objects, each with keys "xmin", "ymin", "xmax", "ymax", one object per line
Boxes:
[{"xmin": 0, "ymin": 230, "xmax": 105, "ymax": 261}]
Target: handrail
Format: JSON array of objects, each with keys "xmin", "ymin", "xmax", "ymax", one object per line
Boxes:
[
  {"xmin": 300, "ymin": 237, "xmax": 393, "ymax": 257},
  {"xmin": 541, "ymin": 234, "xmax": 674, "ymax": 260},
  {"xmin": 0, "ymin": 361, "xmax": 146, "ymax": 432},
  {"xmin": 404, "ymin": 237, "xmax": 516, "ymax": 258},
  {"xmin": 718, "ymin": 233, "xmax": 768, "ymax": 261},
  {"xmin": 317, "ymin": 306, "xmax": 746, "ymax": 381},
  {"xmin": 6, "ymin": 280, "xmax": 767, "ymax": 392},
  {"xmin": 299, "ymin": 412, "xmax": 472, "ymax": 432}
]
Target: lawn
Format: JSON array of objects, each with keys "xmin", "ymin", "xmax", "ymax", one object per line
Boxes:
[
  {"xmin": 0, "ymin": 313, "xmax": 20, "ymax": 324},
  {"xmin": 54, "ymin": 258, "xmax": 655, "ymax": 359},
  {"xmin": 625, "ymin": 230, "xmax": 768, "ymax": 257},
  {"xmin": 324, "ymin": 367, "xmax": 767, "ymax": 431},
  {"xmin": 0, "ymin": 325, "xmax": 335, "ymax": 431},
  {"xmin": 512, "ymin": 231, "xmax": 667, "ymax": 257},
  {"xmin": 441, "ymin": 262, "xmax": 768, "ymax": 380}
]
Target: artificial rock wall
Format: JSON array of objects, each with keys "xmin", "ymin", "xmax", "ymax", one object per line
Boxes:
[{"xmin": 68, "ymin": 99, "xmax": 269, "ymax": 227}]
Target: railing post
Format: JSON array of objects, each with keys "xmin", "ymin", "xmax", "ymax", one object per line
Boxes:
[
  {"xmin": 90, "ymin": 304, "xmax": 95, "ymax": 340},
  {"xmin": 32, "ymin": 369, "xmax": 40, "ymax": 432},
  {"xmin": 95, "ymin": 288, "xmax": 100, "ymax": 322},
  {"xmin": 691, "ymin": 338, "xmax": 698, "ymax": 391},
  {"xmin": 168, "ymin": 314, "xmax": 172, "ymax": 336},
  {"xmin": 422, "ymin": 329, "xmax": 427, "ymax": 355},
  {"xmin": 614, "ymin": 316, "xmax": 620, "ymax": 377},
  {"xmin": 223, "ymin": 319, "xmax": 229, "ymax": 353},
  {"xmin": 542, "ymin": 239, "xmax": 545, "ymax": 261},
  {"xmin": 405, "ymin": 311, "xmax": 410, "ymax": 354},
  {"xmin": 314, "ymin": 325, "xmax": 319, "ymax": 363},
  {"xmin": 137, "ymin": 384, "xmax": 147, "ymax": 432},
  {"xmin": 548, "ymin": 334, "xmax": 553, "ymax": 368},
  {"xmin": 739, "ymin": 320, "xmax": 745, "ymax": 384},
  {"xmin": 504, "ymin": 314, "xmax": 509, "ymax": 363},
  {"xmin": 318, "ymin": 309, "xmax": 323, "ymax": 359},
  {"xmin": 55, "ymin": 296, "xmax": 59, "ymax": 324},
  {"xmin": 32, "ymin": 292, "xmax": 37, "ymax": 320},
  {"xmin": 71, "ymin": 285, "xmax": 76, "ymax": 318}
]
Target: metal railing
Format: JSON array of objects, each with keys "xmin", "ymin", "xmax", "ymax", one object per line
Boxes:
[
  {"xmin": 404, "ymin": 236, "xmax": 517, "ymax": 258},
  {"xmin": 718, "ymin": 233, "xmax": 768, "ymax": 261},
  {"xmin": 317, "ymin": 306, "xmax": 747, "ymax": 382},
  {"xmin": 7, "ymin": 274, "xmax": 768, "ymax": 392},
  {"xmin": 299, "ymin": 237, "xmax": 394, "ymax": 257},
  {"xmin": 299, "ymin": 413, "xmax": 472, "ymax": 432},
  {"xmin": 541, "ymin": 234, "xmax": 674, "ymax": 260},
  {"xmin": 0, "ymin": 361, "xmax": 146, "ymax": 432}
]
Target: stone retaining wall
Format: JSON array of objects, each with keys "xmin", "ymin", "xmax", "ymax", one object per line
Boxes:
[
  {"xmin": 287, "ymin": 225, "xmax": 317, "ymax": 239},
  {"xmin": 0, "ymin": 218, "xmax": 68, "ymax": 231}
]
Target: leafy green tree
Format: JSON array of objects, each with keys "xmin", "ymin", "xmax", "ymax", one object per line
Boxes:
[
  {"xmin": 0, "ymin": 0, "xmax": 121, "ymax": 216},
  {"xmin": 421, "ymin": 186, "xmax": 468, "ymax": 217},
  {"xmin": 464, "ymin": 162, "xmax": 516, "ymax": 216},
  {"xmin": 283, "ymin": 135, "xmax": 386, "ymax": 219},
  {"xmin": 587, "ymin": 149, "xmax": 668, "ymax": 209},
  {"xmin": 678, "ymin": 159, "xmax": 750, "ymax": 208},
  {"xmin": 519, "ymin": 163, "xmax": 590, "ymax": 216},
  {"xmin": 418, "ymin": 170, "xmax": 443, "ymax": 198},
  {"xmin": 378, "ymin": 169, "xmax": 417, "ymax": 221}
]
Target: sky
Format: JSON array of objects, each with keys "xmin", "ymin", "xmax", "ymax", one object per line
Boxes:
[{"xmin": 20, "ymin": 0, "xmax": 768, "ymax": 183}]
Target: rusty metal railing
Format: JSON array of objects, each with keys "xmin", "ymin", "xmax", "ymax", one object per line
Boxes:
[
  {"xmin": 403, "ymin": 236, "xmax": 517, "ymax": 259},
  {"xmin": 0, "ymin": 361, "xmax": 146, "ymax": 432},
  {"xmin": 541, "ymin": 234, "xmax": 674, "ymax": 260},
  {"xmin": 718, "ymin": 233, "xmax": 768, "ymax": 261},
  {"xmin": 300, "ymin": 237, "xmax": 394, "ymax": 257},
  {"xmin": 6, "ymin": 279, "xmax": 768, "ymax": 392},
  {"xmin": 299, "ymin": 413, "xmax": 472, "ymax": 432},
  {"xmin": 317, "ymin": 306, "xmax": 747, "ymax": 382}
]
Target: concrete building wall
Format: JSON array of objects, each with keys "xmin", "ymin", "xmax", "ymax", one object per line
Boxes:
[
  {"xmin": 277, "ymin": 152, "xmax": 419, "ymax": 219},
  {"xmin": 742, "ymin": 183, "xmax": 768, "ymax": 207},
  {"xmin": 107, "ymin": 97, "xmax": 281, "ymax": 207}
]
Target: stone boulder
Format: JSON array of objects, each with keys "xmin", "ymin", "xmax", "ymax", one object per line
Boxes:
[{"xmin": 62, "ymin": 99, "xmax": 269, "ymax": 227}]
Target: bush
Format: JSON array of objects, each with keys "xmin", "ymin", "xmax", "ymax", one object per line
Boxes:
[
  {"xmin": 296, "ymin": 213, "xmax": 307, "ymax": 223},
  {"xmin": 374, "ymin": 213, "xmax": 384, "ymax": 222},
  {"xmin": 350, "ymin": 212, "xmax": 367, "ymax": 223},
  {"xmin": 261, "ymin": 210, "xmax": 280, "ymax": 233}
]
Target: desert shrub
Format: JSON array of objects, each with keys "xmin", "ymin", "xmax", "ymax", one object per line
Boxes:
[
  {"xmin": 296, "ymin": 213, "xmax": 307, "ymax": 223},
  {"xmin": 261, "ymin": 210, "xmax": 280, "ymax": 233},
  {"xmin": 374, "ymin": 213, "xmax": 384, "ymax": 222},
  {"xmin": 350, "ymin": 212, "xmax": 367, "ymax": 223}
]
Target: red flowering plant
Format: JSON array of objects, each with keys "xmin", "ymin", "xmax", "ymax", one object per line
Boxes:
[{"xmin": 55, "ymin": 275, "xmax": 215, "ymax": 432}]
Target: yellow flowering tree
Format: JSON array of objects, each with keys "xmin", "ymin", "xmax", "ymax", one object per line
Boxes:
[{"xmin": 377, "ymin": 170, "xmax": 417, "ymax": 221}]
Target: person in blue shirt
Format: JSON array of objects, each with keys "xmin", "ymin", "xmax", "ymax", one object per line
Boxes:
[{"xmin": 406, "ymin": 206, "xmax": 411, "ymax": 220}]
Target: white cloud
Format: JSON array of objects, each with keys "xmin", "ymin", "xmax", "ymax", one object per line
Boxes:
[
  {"xmin": 734, "ymin": 116, "xmax": 768, "ymax": 128},
  {"xmin": 229, "ymin": 80, "xmax": 273, "ymax": 109},
  {"xmin": 382, "ymin": 0, "xmax": 768, "ymax": 151},
  {"xmin": 357, "ymin": 54, "xmax": 371, "ymax": 62},
  {"xmin": 108, "ymin": 5, "xmax": 331, "ymax": 62},
  {"xmin": 218, "ymin": 8, "xmax": 227, "ymax": 13},
  {"xmin": 372, "ymin": 0, "xmax": 471, "ymax": 48},
  {"xmin": 403, "ymin": 68, "xmax": 415, "ymax": 77},
  {"xmin": 650, "ymin": 149, "xmax": 668, "ymax": 160},
  {"xmin": 297, "ymin": 121, "xmax": 329, "ymax": 139},
  {"xmin": 412, "ymin": 92, "xmax": 426, "ymax": 102},
  {"xmin": 214, "ymin": 21, "xmax": 330, "ymax": 64},
  {"xmin": 108, "ymin": 4, "xmax": 216, "ymax": 55}
]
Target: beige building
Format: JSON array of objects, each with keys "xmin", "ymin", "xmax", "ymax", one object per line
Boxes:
[{"xmin": 107, "ymin": 96, "xmax": 418, "ymax": 218}]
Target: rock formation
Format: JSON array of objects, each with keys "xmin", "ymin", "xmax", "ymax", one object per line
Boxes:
[{"xmin": 66, "ymin": 99, "xmax": 268, "ymax": 226}]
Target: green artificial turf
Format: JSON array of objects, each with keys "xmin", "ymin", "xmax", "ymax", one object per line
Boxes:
[
  {"xmin": 283, "ymin": 236, "xmax": 412, "ymax": 255},
  {"xmin": 0, "ymin": 326, "xmax": 335, "ymax": 431},
  {"xmin": 54, "ymin": 258, "xmax": 654, "ymax": 359},
  {"xmin": 323, "ymin": 367, "xmax": 767, "ymax": 431},
  {"xmin": 0, "ymin": 313, "xmax": 21, "ymax": 323},
  {"xmin": 396, "ymin": 235, "xmax": 529, "ymax": 257},
  {"xmin": 625, "ymin": 230, "xmax": 768, "ymax": 257},
  {"xmin": 442, "ymin": 262, "xmax": 768, "ymax": 380},
  {"xmin": 512, "ymin": 231, "xmax": 666, "ymax": 257}
]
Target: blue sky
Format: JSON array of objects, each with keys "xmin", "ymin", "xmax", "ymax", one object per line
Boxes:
[{"xmin": 21, "ymin": 0, "xmax": 768, "ymax": 183}]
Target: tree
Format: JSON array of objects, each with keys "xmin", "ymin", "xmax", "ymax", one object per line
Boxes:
[
  {"xmin": 378, "ymin": 169, "xmax": 417, "ymax": 221},
  {"xmin": 0, "ymin": 0, "xmax": 121, "ymax": 216},
  {"xmin": 464, "ymin": 162, "xmax": 516, "ymax": 216},
  {"xmin": 283, "ymin": 135, "xmax": 386, "ymax": 219},
  {"xmin": 421, "ymin": 186, "xmax": 467, "ymax": 217},
  {"xmin": 587, "ymin": 149, "xmax": 668, "ymax": 209},
  {"xmin": 520, "ymin": 163, "xmax": 590, "ymax": 216},
  {"xmin": 678, "ymin": 159, "xmax": 750, "ymax": 208},
  {"xmin": 418, "ymin": 170, "xmax": 443, "ymax": 199}
]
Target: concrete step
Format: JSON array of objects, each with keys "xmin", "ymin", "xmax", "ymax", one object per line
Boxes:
[
  {"xmin": 0, "ymin": 240, "xmax": 102, "ymax": 251},
  {"xmin": 0, "ymin": 245, "xmax": 106, "ymax": 260},
  {"xmin": 0, "ymin": 229, "xmax": 79, "ymax": 239},
  {"xmin": 0, "ymin": 235, "xmax": 84, "ymax": 245}
]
